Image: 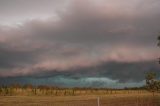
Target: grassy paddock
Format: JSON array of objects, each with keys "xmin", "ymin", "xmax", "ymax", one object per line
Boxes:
[{"xmin": 0, "ymin": 89, "xmax": 160, "ymax": 106}]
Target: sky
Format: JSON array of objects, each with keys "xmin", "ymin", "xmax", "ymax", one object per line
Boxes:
[{"xmin": 0, "ymin": 0, "xmax": 160, "ymax": 88}]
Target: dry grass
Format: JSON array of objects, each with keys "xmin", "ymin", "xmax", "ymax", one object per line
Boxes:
[{"xmin": 0, "ymin": 92, "xmax": 160, "ymax": 106}]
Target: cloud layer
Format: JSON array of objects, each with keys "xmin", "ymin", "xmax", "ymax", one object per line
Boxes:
[{"xmin": 0, "ymin": 0, "xmax": 160, "ymax": 87}]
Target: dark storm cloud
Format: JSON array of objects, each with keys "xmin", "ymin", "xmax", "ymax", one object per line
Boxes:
[
  {"xmin": 0, "ymin": 43, "xmax": 36, "ymax": 68},
  {"xmin": 1, "ymin": 60, "xmax": 158, "ymax": 82},
  {"xmin": 0, "ymin": 60, "xmax": 158, "ymax": 88},
  {"xmin": 0, "ymin": 0, "xmax": 160, "ymax": 87},
  {"xmin": 35, "ymin": 60, "xmax": 160, "ymax": 83},
  {"xmin": 9, "ymin": 0, "xmax": 159, "ymax": 47}
]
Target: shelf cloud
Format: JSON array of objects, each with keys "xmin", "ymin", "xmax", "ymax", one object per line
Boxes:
[{"xmin": 0, "ymin": 0, "xmax": 160, "ymax": 87}]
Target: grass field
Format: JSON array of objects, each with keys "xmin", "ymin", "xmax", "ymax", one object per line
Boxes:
[{"xmin": 0, "ymin": 92, "xmax": 160, "ymax": 106}]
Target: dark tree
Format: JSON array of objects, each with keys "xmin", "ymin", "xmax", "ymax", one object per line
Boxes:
[
  {"xmin": 145, "ymin": 72, "xmax": 160, "ymax": 95},
  {"xmin": 158, "ymin": 35, "xmax": 160, "ymax": 47},
  {"xmin": 158, "ymin": 35, "xmax": 160, "ymax": 63},
  {"xmin": 145, "ymin": 72, "xmax": 156, "ymax": 87},
  {"xmin": 145, "ymin": 72, "xmax": 157, "ymax": 95},
  {"xmin": 145, "ymin": 35, "xmax": 160, "ymax": 94}
]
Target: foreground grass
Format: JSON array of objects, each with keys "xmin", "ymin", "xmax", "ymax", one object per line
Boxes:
[{"xmin": 0, "ymin": 93, "xmax": 160, "ymax": 106}]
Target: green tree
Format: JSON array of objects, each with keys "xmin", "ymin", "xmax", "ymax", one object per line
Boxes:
[{"xmin": 145, "ymin": 72, "xmax": 160, "ymax": 95}]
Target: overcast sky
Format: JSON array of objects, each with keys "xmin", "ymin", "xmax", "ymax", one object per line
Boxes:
[{"xmin": 0, "ymin": 0, "xmax": 160, "ymax": 88}]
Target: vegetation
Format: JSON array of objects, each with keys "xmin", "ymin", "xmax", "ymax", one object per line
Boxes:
[
  {"xmin": 158, "ymin": 35, "xmax": 160, "ymax": 64},
  {"xmin": 0, "ymin": 84, "xmax": 147, "ymax": 96},
  {"xmin": 145, "ymin": 72, "xmax": 160, "ymax": 95},
  {"xmin": 0, "ymin": 84, "xmax": 159, "ymax": 106},
  {"xmin": 158, "ymin": 35, "xmax": 160, "ymax": 47},
  {"xmin": 0, "ymin": 93, "xmax": 160, "ymax": 106},
  {"xmin": 144, "ymin": 36, "xmax": 160, "ymax": 94}
]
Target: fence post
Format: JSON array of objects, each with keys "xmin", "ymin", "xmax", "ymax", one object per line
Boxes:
[{"xmin": 97, "ymin": 97, "xmax": 100, "ymax": 106}]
